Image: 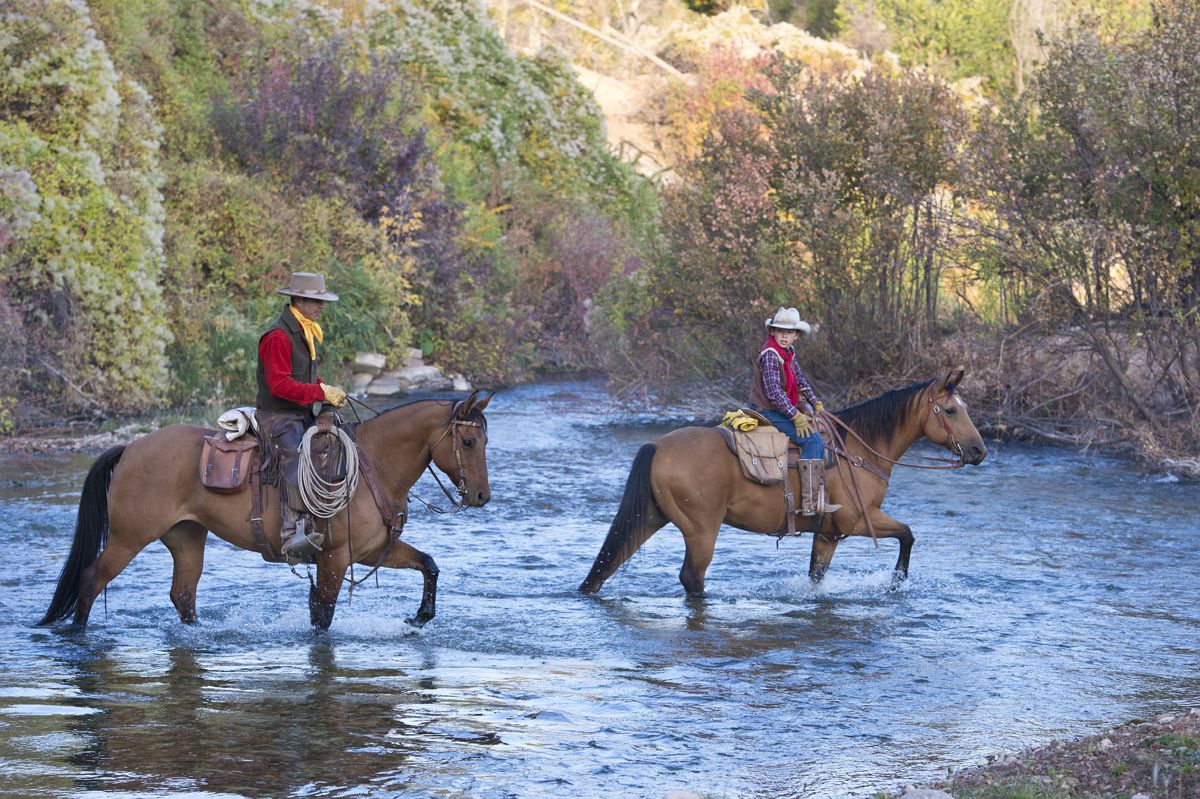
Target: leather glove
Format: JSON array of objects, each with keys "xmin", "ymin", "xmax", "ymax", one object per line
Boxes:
[
  {"xmin": 321, "ymin": 383, "xmax": 348, "ymax": 408},
  {"xmin": 791, "ymin": 412, "xmax": 814, "ymax": 437},
  {"xmin": 813, "ymin": 401, "xmax": 825, "ymax": 415}
]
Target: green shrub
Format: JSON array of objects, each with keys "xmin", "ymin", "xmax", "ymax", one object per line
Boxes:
[{"xmin": 1, "ymin": 0, "xmax": 171, "ymax": 411}]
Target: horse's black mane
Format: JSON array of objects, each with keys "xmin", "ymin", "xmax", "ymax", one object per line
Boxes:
[
  {"xmin": 367, "ymin": 394, "xmax": 487, "ymax": 428},
  {"xmin": 834, "ymin": 379, "xmax": 935, "ymax": 447}
]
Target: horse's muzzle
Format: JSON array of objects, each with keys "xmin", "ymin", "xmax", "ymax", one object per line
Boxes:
[
  {"xmin": 962, "ymin": 442, "xmax": 988, "ymax": 465},
  {"xmin": 464, "ymin": 489, "xmax": 491, "ymax": 507}
]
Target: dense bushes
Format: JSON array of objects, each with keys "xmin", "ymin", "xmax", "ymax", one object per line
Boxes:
[
  {"xmin": 1, "ymin": 0, "xmax": 171, "ymax": 412},
  {"xmin": 973, "ymin": 2, "xmax": 1200, "ymax": 462},
  {"xmin": 610, "ymin": 4, "xmax": 1198, "ymax": 468},
  {"xmin": 348, "ymin": 0, "xmax": 657, "ymax": 383},
  {"xmin": 609, "ymin": 56, "xmax": 978, "ymax": 393},
  {"xmin": 212, "ymin": 37, "xmax": 428, "ymax": 222},
  {"xmin": 2, "ymin": 0, "xmax": 653, "ymax": 417}
]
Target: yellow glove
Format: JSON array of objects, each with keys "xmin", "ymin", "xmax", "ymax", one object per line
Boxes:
[
  {"xmin": 321, "ymin": 384, "xmax": 347, "ymax": 408},
  {"xmin": 791, "ymin": 412, "xmax": 814, "ymax": 437},
  {"xmin": 813, "ymin": 401, "xmax": 825, "ymax": 415}
]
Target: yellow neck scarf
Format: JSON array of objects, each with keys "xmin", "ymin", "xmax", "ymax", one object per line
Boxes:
[{"xmin": 289, "ymin": 305, "xmax": 323, "ymax": 359}]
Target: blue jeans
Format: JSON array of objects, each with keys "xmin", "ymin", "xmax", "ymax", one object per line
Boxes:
[{"xmin": 752, "ymin": 405, "xmax": 825, "ymax": 460}]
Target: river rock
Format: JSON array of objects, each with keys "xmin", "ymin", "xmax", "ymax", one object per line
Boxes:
[
  {"xmin": 366, "ymin": 375, "xmax": 402, "ymax": 396},
  {"xmin": 352, "ymin": 352, "xmax": 386, "ymax": 375},
  {"xmin": 901, "ymin": 790, "xmax": 954, "ymax": 799},
  {"xmin": 450, "ymin": 372, "xmax": 472, "ymax": 391},
  {"xmin": 395, "ymin": 364, "xmax": 451, "ymax": 391},
  {"xmin": 349, "ymin": 372, "xmax": 373, "ymax": 397},
  {"xmin": 405, "ymin": 347, "xmax": 424, "ymax": 368}
]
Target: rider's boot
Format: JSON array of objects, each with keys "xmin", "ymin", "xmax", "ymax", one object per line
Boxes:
[
  {"xmin": 799, "ymin": 459, "xmax": 842, "ymax": 516},
  {"xmin": 280, "ymin": 485, "xmax": 325, "ymax": 564}
]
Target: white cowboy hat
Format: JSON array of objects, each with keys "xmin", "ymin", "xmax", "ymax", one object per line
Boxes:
[
  {"xmin": 276, "ymin": 272, "xmax": 339, "ymax": 302},
  {"xmin": 764, "ymin": 307, "xmax": 811, "ymax": 334}
]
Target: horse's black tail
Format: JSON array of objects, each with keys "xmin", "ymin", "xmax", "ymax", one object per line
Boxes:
[
  {"xmin": 579, "ymin": 443, "xmax": 661, "ymax": 594},
  {"xmin": 38, "ymin": 445, "xmax": 124, "ymax": 626}
]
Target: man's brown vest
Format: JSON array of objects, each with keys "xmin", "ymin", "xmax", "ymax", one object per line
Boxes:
[{"xmin": 256, "ymin": 305, "xmax": 318, "ymax": 414}]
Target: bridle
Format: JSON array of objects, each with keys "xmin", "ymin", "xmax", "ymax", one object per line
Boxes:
[
  {"xmin": 337, "ymin": 395, "xmax": 485, "ymax": 593},
  {"xmin": 816, "ymin": 385, "xmax": 967, "ymax": 547},
  {"xmin": 423, "ymin": 409, "xmax": 484, "ymax": 510},
  {"xmin": 821, "ymin": 385, "xmax": 967, "ymax": 480},
  {"xmin": 927, "ymin": 384, "xmax": 965, "ymax": 461}
]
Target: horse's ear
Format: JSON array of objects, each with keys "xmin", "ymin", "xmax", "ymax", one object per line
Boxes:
[
  {"xmin": 455, "ymin": 389, "xmax": 480, "ymax": 419},
  {"xmin": 939, "ymin": 367, "xmax": 966, "ymax": 394},
  {"xmin": 473, "ymin": 390, "xmax": 494, "ymax": 413}
]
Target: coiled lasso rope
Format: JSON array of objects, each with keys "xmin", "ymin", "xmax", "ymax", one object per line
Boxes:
[{"xmin": 298, "ymin": 426, "xmax": 360, "ymax": 519}]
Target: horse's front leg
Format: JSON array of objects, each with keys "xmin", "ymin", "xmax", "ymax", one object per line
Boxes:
[
  {"xmin": 808, "ymin": 532, "xmax": 841, "ymax": 583},
  {"xmin": 310, "ymin": 542, "xmax": 350, "ymax": 630},
  {"xmin": 863, "ymin": 509, "xmax": 914, "ymax": 588},
  {"xmin": 374, "ymin": 539, "xmax": 439, "ymax": 627}
]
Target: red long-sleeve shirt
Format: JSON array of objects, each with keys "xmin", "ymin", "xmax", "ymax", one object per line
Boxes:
[{"xmin": 258, "ymin": 329, "xmax": 326, "ymax": 406}]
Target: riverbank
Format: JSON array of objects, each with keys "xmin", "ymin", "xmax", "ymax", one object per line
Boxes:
[{"xmin": 897, "ymin": 708, "xmax": 1200, "ymax": 799}]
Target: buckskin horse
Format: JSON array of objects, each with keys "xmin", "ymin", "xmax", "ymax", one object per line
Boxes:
[
  {"xmin": 579, "ymin": 370, "xmax": 987, "ymax": 596},
  {"xmin": 39, "ymin": 391, "xmax": 493, "ymax": 630}
]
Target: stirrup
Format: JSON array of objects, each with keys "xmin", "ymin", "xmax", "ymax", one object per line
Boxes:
[
  {"xmin": 282, "ymin": 519, "xmax": 325, "ymax": 565},
  {"xmin": 817, "ymin": 488, "xmax": 842, "ymax": 514}
]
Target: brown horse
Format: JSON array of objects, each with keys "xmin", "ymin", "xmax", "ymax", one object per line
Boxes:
[
  {"xmin": 38, "ymin": 391, "xmax": 493, "ymax": 630},
  {"xmin": 579, "ymin": 370, "xmax": 987, "ymax": 596}
]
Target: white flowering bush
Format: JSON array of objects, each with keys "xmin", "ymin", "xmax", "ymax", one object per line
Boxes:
[{"xmin": 0, "ymin": 0, "xmax": 170, "ymax": 411}]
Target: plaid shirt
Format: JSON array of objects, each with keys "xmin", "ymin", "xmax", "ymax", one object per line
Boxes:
[{"xmin": 760, "ymin": 350, "xmax": 818, "ymax": 418}]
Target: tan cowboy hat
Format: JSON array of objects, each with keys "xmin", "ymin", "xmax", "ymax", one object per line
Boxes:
[
  {"xmin": 276, "ymin": 272, "xmax": 339, "ymax": 302},
  {"xmin": 765, "ymin": 307, "xmax": 811, "ymax": 334}
]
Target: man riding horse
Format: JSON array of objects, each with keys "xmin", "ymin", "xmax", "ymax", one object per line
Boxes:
[
  {"xmin": 256, "ymin": 271, "xmax": 349, "ymax": 563},
  {"xmin": 748, "ymin": 307, "xmax": 841, "ymax": 516}
]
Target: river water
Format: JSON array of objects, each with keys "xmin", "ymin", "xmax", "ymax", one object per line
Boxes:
[{"xmin": 0, "ymin": 379, "xmax": 1196, "ymax": 799}]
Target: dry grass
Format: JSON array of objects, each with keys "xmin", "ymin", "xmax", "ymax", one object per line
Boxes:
[{"xmin": 924, "ymin": 710, "xmax": 1200, "ymax": 799}]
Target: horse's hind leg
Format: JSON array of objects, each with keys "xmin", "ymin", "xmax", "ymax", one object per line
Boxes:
[
  {"xmin": 678, "ymin": 525, "xmax": 718, "ymax": 596},
  {"xmin": 161, "ymin": 522, "xmax": 207, "ymax": 623},
  {"xmin": 74, "ymin": 537, "xmax": 149, "ymax": 626},
  {"xmin": 376, "ymin": 540, "xmax": 439, "ymax": 627}
]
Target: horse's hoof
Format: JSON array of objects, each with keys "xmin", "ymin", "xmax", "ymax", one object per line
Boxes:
[
  {"xmin": 404, "ymin": 615, "xmax": 430, "ymax": 628},
  {"xmin": 888, "ymin": 571, "xmax": 908, "ymax": 591}
]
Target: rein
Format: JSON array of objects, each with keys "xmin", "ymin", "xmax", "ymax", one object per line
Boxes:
[
  {"xmin": 422, "ymin": 415, "xmax": 483, "ymax": 512},
  {"xmin": 335, "ymin": 394, "xmax": 480, "ymax": 592},
  {"xmin": 345, "ymin": 395, "xmax": 474, "ymax": 514},
  {"xmin": 815, "ymin": 387, "xmax": 965, "ymax": 547},
  {"xmin": 820, "ymin": 385, "xmax": 966, "ymax": 479}
]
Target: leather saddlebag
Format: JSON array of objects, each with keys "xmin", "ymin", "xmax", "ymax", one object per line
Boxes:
[
  {"xmin": 732, "ymin": 428, "xmax": 790, "ymax": 486},
  {"xmin": 200, "ymin": 434, "xmax": 259, "ymax": 494}
]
